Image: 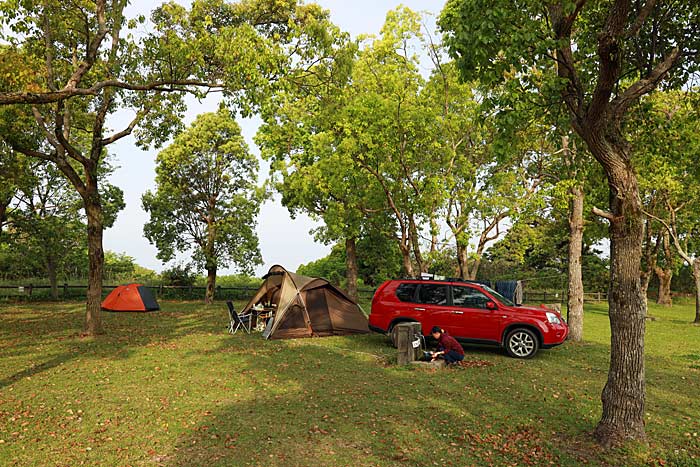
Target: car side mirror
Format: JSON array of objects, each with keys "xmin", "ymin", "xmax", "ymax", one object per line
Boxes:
[{"xmin": 486, "ymin": 301, "xmax": 497, "ymax": 310}]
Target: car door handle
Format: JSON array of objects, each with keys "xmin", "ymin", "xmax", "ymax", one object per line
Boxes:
[
  {"xmin": 451, "ymin": 311, "xmax": 464, "ymax": 315},
  {"xmin": 414, "ymin": 307, "xmax": 426, "ymax": 311}
]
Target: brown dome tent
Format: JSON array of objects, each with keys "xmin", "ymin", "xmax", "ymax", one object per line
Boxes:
[{"xmin": 241, "ymin": 265, "xmax": 369, "ymax": 339}]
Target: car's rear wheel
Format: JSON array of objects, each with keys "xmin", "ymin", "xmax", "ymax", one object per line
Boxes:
[{"xmin": 505, "ymin": 328, "xmax": 539, "ymax": 359}]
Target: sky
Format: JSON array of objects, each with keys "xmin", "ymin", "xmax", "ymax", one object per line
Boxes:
[{"xmin": 103, "ymin": 0, "xmax": 447, "ymax": 277}]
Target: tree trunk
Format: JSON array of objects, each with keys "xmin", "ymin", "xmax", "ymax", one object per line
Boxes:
[
  {"xmin": 456, "ymin": 243, "xmax": 469, "ymax": 280},
  {"xmin": 590, "ymin": 146, "xmax": 646, "ymax": 446},
  {"xmin": 654, "ymin": 267, "xmax": 673, "ymax": 306},
  {"xmin": 47, "ymin": 256, "xmax": 58, "ymax": 300},
  {"xmin": 409, "ymin": 215, "xmax": 426, "ymax": 273},
  {"xmin": 640, "ymin": 222, "xmax": 658, "ymax": 302},
  {"xmin": 567, "ymin": 184, "xmax": 585, "ymax": 342},
  {"xmin": 655, "ymin": 231, "xmax": 673, "ymax": 306},
  {"xmin": 0, "ymin": 199, "xmax": 8, "ymax": 232},
  {"xmin": 84, "ymin": 193, "xmax": 104, "ymax": 336},
  {"xmin": 345, "ymin": 237, "xmax": 359, "ymax": 302},
  {"xmin": 468, "ymin": 253, "xmax": 482, "ymax": 280},
  {"xmin": 400, "ymin": 245, "xmax": 414, "ymax": 277},
  {"xmin": 640, "ymin": 270, "xmax": 652, "ymax": 301},
  {"xmin": 693, "ymin": 260, "xmax": 700, "ymax": 325},
  {"xmin": 205, "ymin": 265, "xmax": 217, "ymax": 304}
]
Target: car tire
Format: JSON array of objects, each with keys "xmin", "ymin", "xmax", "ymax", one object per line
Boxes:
[{"xmin": 505, "ymin": 328, "xmax": 539, "ymax": 359}]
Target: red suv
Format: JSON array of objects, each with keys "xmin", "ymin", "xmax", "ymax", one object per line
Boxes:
[{"xmin": 368, "ymin": 279, "xmax": 568, "ymax": 358}]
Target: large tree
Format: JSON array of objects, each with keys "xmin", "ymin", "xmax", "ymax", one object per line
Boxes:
[
  {"xmin": 256, "ymin": 28, "xmax": 373, "ymax": 301},
  {"xmin": 143, "ymin": 109, "xmax": 262, "ymax": 304},
  {"xmin": 0, "ymin": 0, "xmax": 346, "ymax": 334},
  {"xmin": 440, "ymin": 0, "xmax": 700, "ymax": 446}
]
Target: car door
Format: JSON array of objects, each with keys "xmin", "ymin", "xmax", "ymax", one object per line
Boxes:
[
  {"xmin": 450, "ymin": 285, "xmax": 502, "ymax": 342},
  {"xmin": 415, "ymin": 283, "xmax": 453, "ymax": 336},
  {"xmin": 393, "ymin": 282, "xmax": 421, "ymax": 320}
]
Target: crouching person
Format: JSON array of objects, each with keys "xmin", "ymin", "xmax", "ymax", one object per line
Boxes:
[{"xmin": 430, "ymin": 326, "xmax": 464, "ymax": 366}]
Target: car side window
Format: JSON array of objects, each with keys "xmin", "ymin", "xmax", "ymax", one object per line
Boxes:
[
  {"xmin": 395, "ymin": 283, "xmax": 418, "ymax": 302},
  {"xmin": 452, "ymin": 286, "xmax": 491, "ymax": 309},
  {"xmin": 417, "ymin": 284, "xmax": 448, "ymax": 305}
]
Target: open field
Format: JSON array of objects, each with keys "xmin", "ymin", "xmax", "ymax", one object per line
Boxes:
[{"xmin": 0, "ymin": 300, "xmax": 698, "ymax": 466}]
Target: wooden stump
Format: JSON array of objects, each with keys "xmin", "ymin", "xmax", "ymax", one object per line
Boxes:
[{"xmin": 395, "ymin": 322, "xmax": 422, "ymax": 364}]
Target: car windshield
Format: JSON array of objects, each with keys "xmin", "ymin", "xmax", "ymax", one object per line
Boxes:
[{"xmin": 481, "ymin": 285, "xmax": 515, "ymax": 306}]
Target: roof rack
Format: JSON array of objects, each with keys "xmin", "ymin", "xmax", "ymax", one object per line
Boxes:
[{"xmin": 402, "ymin": 274, "xmax": 487, "ymax": 285}]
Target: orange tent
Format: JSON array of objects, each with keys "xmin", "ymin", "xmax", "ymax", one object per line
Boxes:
[{"xmin": 101, "ymin": 284, "xmax": 160, "ymax": 312}]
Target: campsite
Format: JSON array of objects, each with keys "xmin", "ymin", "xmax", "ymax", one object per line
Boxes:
[
  {"xmin": 1, "ymin": 299, "xmax": 699, "ymax": 466},
  {"xmin": 2, "ymin": 0, "xmax": 700, "ymax": 466}
]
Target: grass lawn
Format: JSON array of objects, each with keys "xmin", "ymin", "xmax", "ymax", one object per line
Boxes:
[{"xmin": 0, "ymin": 300, "xmax": 698, "ymax": 466}]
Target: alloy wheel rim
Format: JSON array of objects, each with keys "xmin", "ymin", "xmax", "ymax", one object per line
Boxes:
[{"xmin": 509, "ymin": 332, "xmax": 535, "ymax": 357}]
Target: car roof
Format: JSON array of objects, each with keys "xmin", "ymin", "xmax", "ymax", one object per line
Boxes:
[{"xmin": 391, "ymin": 278, "xmax": 487, "ymax": 288}]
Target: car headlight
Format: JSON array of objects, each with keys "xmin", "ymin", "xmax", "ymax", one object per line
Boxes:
[{"xmin": 546, "ymin": 312, "xmax": 562, "ymax": 325}]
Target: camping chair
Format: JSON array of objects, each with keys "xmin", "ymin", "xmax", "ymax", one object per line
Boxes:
[{"xmin": 227, "ymin": 301, "xmax": 252, "ymax": 335}]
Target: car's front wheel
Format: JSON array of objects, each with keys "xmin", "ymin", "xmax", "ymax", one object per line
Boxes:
[{"xmin": 505, "ymin": 328, "xmax": 539, "ymax": 359}]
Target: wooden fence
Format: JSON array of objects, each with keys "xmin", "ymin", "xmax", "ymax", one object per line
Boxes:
[
  {"xmin": 0, "ymin": 283, "xmax": 378, "ymax": 302},
  {"xmin": 0, "ymin": 283, "xmax": 607, "ymax": 305},
  {"xmin": 523, "ymin": 291, "xmax": 607, "ymax": 304}
]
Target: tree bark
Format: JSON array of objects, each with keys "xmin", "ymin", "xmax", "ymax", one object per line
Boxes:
[
  {"xmin": 456, "ymin": 243, "xmax": 469, "ymax": 280},
  {"xmin": 399, "ymin": 244, "xmax": 414, "ymax": 277},
  {"xmin": 654, "ymin": 231, "xmax": 673, "ymax": 306},
  {"xmin": 588, "ymin": 142, "xmax": 646, "ymax": 446},
  {"xmin": 47, "ymin": 255, "xmax": 58, "ymax": 300},
  {"xmin": 640, "ymin": 224, "xmax": 658, "ymax": 302},
  {"xmin": 205, "ymin": 265, "xmax": 217, "ymax": 304},
  {"xmin": 567, "ymin": 184, "xmax": 585, "ymax": 342},
  {"xmin": 84, "ymin": 191, "xmax": 104, "ymax": 335},
  {"xmin": 0, "ymin": 199, "xmax": 9, "ymax": 232},
  {"xmin": 409, "ymin": 215, "xmax": 426, "ymax": 273},
  {"xmin": 654, "ymin": 267, "xmax": 673, "ymax": 306},
  {"xmin": 345, "ymin": 237, "xmax": 359, "ymax": 302}
]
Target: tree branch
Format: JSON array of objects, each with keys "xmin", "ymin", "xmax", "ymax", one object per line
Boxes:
[
  {"xmin": 625, "ymin": 0, "xmax": 657, "ymax": 38},
  {"xmin": 610, "ymin": 47, "xmax": 682, "ymax": 122},
  {"xmin": 0, "ymin": 80, "xmax": 225, "ymax": 105},
  {"xmin": 592, "ymin": 206, "xmax": 616, "ymax": 221}
]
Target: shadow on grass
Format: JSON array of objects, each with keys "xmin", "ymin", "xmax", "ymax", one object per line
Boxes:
[
  {"xmin": 1, "ymin": 302, "xmax": 698, "ymax": 466},
  {"xmin": 160, "ymin": 338, "xmax": 598, "ymax": 467},
  {"xmin": 0, "ymin": 301, "xmax": 237, "ymax": 390},
  {"xmin": 161, "ymin": 326, "xmax": 700, "ymax": 467}
]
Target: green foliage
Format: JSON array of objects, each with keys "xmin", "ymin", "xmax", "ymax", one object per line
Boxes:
[
  {"xmin": 297, "ymin": 245, "xmax": 347, "ymax": 286},
  {"xmin": 160, "ymin": 263, "xmax": 198, "ymax": 287},
  {"xmin": 102, "ymin": 252, "xmax": 136, "ymax": 282},
  {"xmin": 205, "ymin": 274, "xmax": 262, "ymax": 289},
  {"xmin": 142, "ymin": 108, "xmax": 263, "ymax": 275},
  {"xmin": 298, "ymin": 234, "xmax": 403, "ymax": 288},
  {"xmin": 483, "ymin": 216, "xmax": 609, "ymax": 292}
]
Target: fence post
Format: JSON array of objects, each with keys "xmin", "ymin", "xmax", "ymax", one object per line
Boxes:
[
  {"xmin": 63, "ymin": 283, "xmax": 68, "ymax": 299},
  {"xmin": 543, "ymin": 291, "xmax": 547, "ymax": 303},
  {"xmin": 27, "ymin": 283, "xmax": 33, "ymax": 297}
]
